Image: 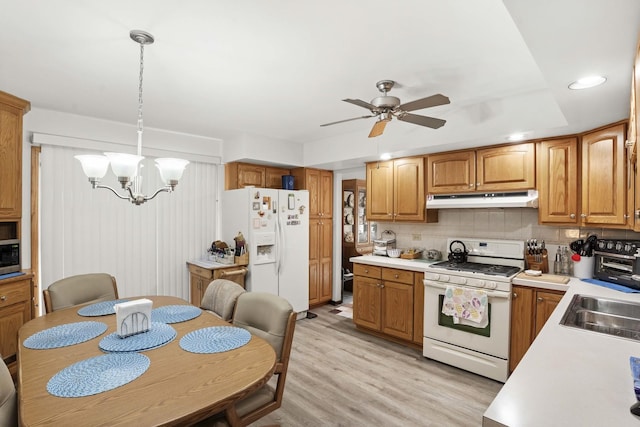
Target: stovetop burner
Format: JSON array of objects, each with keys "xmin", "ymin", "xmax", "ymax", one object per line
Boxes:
[{"xmin": 430, "ymin": 260, "xmax": 521, "ymax": 277}]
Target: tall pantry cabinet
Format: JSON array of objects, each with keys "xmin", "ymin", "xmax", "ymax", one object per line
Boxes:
[
  {"xmin": 291, "ymin": 168, "xmax": 334, "ymax": 306},
  {"xmin": 0, "ymin": 90, "xmax": 33, "ymax": 379}
]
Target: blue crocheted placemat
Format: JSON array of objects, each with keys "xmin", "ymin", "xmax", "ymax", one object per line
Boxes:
[
  {"xmin": 47, "ymin": 353, "xmax": 150, "ymax": 397},
  {"xmin": 78, "ymin": 299, "xmax": 130, "ymax": 317},
  {"xmin": 98, "ymin": 322, "xmax": 176, "ymax": 352},
  {"xmin": 151, "ymin": 305, "xmax": 201, "ymax": 324},
  {"xmin": 179, "ymin": 326, "xmax": 251, "ymax": 354},
  {"xmin": 23, "ymin": 321, "xmax": 108, "ymax": 349}
]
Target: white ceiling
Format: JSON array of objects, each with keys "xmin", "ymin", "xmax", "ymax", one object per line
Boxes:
[{"xmin": 1, "ymin": 0, "xmax": 639, "ymax": 170}]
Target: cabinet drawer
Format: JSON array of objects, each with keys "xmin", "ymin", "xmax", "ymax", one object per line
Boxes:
[
  {"xmin": 0, "ymin": 280, "xmax": 30, "ymax": 307},
  {"xmin": 382, "ymin": 268, "xmax": 414, "ymax": 285},
  {"xmin": 353, "ymin": 263, "xmax": 382, "ymax": 279},
  {"xmin": 187, "ymin": 264, "xmax": 213, "ymax": 279}
]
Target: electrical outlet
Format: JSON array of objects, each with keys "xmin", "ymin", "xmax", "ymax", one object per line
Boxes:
[{"xmin": 412, "ymin": 233, "xmax": 422, "ymax": 241}]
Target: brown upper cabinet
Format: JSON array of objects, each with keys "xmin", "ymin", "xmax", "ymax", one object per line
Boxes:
[
  {"xmin": 366, "ymin": 157, "xmax": 437, "ymax": 223},
  {"xmin": 225, "ymin": 162, "xmax": 291, "ymax": 190},
  {"xmin": 581, "ymin": 123, "xmax": 628, "ymax": 227},
  {"xmin": 291, "ymin": 168, "xmax": 333, "ymax": 219},
  {"xmin": 537, "ymin": 137, "xmax": 579, "ymax": 225},
  {"xmin": 427, "ymin": 142, "xmax": 535, "ymax": 194},
  {"xmin": 632, "ymin": 37, "xmax": 640, "ymax": 232},
  {"xmin": 0, "ymin": 91, "xmax": 31, "ymax": 220}
]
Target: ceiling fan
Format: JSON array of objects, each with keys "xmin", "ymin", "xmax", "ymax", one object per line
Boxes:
[{"xmin": 320, "ymin": 80, "xmax": 450, "ymax": 138}]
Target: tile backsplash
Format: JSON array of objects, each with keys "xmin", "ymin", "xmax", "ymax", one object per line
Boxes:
[{"xmin": 373, "ymin": 208, "xmax": 640, "ymax": 256}]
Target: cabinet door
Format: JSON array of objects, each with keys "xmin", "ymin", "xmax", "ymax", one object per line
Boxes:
[
  {"xmin": 306, "ymin": 169, "xmax": 321, "ymax": 218},
  {"xmin": 581, "ymin": 124, "xmax": 627, "ymax": 226},
  {"xmin": 319, "ymin": 219, "xmax": 333, "ymax": 302},
  {"xmin": 381, "ymin": 280, "xmax": 413, "ymax": 341},
  {"xmin": 427, "ymin": 151, "xmax": 475, "ymax": 193},
  {"xmin": 534, "ymin": 290, "xmax": 564, "ymax": 336},
  {"xmin": 0, "ymin": 94, "xmax": 29, "ymax": 219},
  {"xmin": 308, "ymin": 219, "xmax": 321, "ymax": 305},
  {"xmin": 320, "ymin": 170, "xmax": 333, "ymax": 218},
  {"xmin": 413, "ymin": 273, "xmax": 424, "ymax": 345},
  {"xmin": 0, "ymin": 301, "xmax": 29, "ymax": 366},
  {"xmin": 353, "ymin": 275, "xmax": 382, "ymax": 331},
  {"xmin": 509, "ymin": 285, "xmax": 535, "ymax": 373},
  {"xmin": 393, "ymin": 157, "xmax": 425, "ymax": 221},
  {"xmin": 237, "ymin": 164, "xmax": 266, "ymax": 188},
  {"xmin": 366, "ymin": 161, "xmax": 394, "ymax": 220},
  {"xmin": 477, "ymin": 143, "xmax": 535, "ymax": 191},
  {"xmin": 537, "ymin": 138, "xmax": 579, "ymax": 224},
  {"xmin": 189, "ymin": 273, "xmax": 204, "ymax": 306},
  {"xmin": 265, "ymin": 167, "xmax": 290, "ymax": 189}
]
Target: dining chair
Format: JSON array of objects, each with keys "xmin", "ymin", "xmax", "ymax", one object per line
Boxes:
[
  {"xmin": 199, "ymin": 279, "xmax": 246, "ymax": 322},
  {"xmin": 43, "ymin": 273, "xmax": 119, "ymax": 313},
  {"xmin": 217, "ymin": 292, "xmax": 296, "ymax": 427},
  {"xmin": 0, "ymin": 354, "xmax": 17, "ymax": 427}
]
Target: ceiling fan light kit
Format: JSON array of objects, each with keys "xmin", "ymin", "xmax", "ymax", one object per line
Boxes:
[{"xmin": 321, "ymin": 79, "xmax": 450, "ymax": 138}]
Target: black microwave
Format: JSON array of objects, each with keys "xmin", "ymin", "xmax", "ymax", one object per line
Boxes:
[{"xmin": 0, "ymin": 239, "xmax": 20, "ymax": 275}]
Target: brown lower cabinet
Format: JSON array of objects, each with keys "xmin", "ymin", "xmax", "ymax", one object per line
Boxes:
[
  {"xmin": 353, "ymin": 264, "xmax": 415, "ymax": 342},
  {"xmin": 187, "ymin": 262, "xmax": 247, "ymax": 306},
  {"xmin": 0, "ymin": 273, "xmax": 33, "ymax": 378},
  {"xmin": 509, "ymin": 285, "xmax": 565, "ymax": 372}
]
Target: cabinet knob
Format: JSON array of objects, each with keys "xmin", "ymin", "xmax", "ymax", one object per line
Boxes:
[
  {"xmin": 469, "ymin": 184, "xmax": 474, "ymax": 188},
  {"xmin": 364, "ymin": 269, "xmax": 369, "ymax": 273},
  {"xmin": 636, "ymin": 210, "xmax": 640, "ymax": 219},
  {"xmin": 570, "ymin": 213, "xmax": 576, "ymax": 219},
  {"xmin": 580, "ymin": 214, "xmax": 587, "ymax": 218},
  {"xmin": 512, "ymin": 292, "xmax": 517, "ymax": 299},
  {"xmin": 0, "ymin": 295, "xmax": 5, "ymax": 301},
  {"xmin": 537, "ymin": 297, "xmax": 544, "ymax": 302},
  {"xmin": 394, "ymin": 274, "xmax": 399, "ymax": 278}
]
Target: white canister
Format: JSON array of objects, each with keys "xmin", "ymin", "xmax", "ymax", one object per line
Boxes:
[{"xmin": 572, "ymin": 256, "xmax": 595, "ymax": 279}]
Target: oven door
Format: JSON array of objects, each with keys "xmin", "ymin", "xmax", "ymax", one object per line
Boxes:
[{"xmin": 423, "ymin": 279, "xmax": 510, "ymax": 359}]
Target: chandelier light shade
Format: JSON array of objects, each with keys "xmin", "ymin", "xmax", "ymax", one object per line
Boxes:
[{"xmin": 75, "ymin": 30, "xmax": 189, "ymax": 205}]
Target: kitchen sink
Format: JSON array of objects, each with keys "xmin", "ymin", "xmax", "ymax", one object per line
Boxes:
[{"xmin": 560, "ymin": 294, "xmax": 640, "ymax": 342}]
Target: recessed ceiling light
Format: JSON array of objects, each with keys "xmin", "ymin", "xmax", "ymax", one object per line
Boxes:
[
  {"xmin": 568, "ymin": 75, "xmax": 607, "ymax": 90},
  {"xmin": 380, "ymin": 152, "xmax": 392, "ymax": 160},
  {"xmin": 507, "ymin": 133, "xmax": 526, "ymax": 142}
]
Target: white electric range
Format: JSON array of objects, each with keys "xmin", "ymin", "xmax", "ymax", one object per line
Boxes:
[{"xmin": 423, "ymin": 238, "xmax": 525, "ymax": 382}]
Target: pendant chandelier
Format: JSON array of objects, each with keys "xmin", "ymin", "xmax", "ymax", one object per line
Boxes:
[{"xmin": 75, "ymin": 30, "xmax": 189, "ymax": 206}]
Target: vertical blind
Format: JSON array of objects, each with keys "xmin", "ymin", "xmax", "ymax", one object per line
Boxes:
[{"xmin": 39, "ymin": 145, "xmax": 218, "ymax": 300}]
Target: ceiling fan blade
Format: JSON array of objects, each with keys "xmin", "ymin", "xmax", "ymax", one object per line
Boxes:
[
  {"xmin": 368, "ymin": 120, "xmax": 388, "ymax": 138},
  {"xmin": 398, "ymin": 113, "xmax": 446, "ymax": 129},
  {"xmin": 343, "ymin": 98, "xmax": 377, "ymax": 110},
  {"xmin": 399, "ymin": 94, "xmax": 450, "ymax": 112},
  {"xmin": 320, "ymin": 115, "xmax": 375, "ymax": 127}
]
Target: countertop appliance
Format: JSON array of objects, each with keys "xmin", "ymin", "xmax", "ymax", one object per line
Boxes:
[
  {"xmin": 423, "ymin": 237, "xmax": 525, "ymax": 382},
  {"xmin": 222, "ymin": 188, "xmax": 309, "ymax": 318},
  {"xmin": 0, "ymin": 239, "xmax": 20, "ymax": 275},
  {"xmin": 593, "ymin": 238, "xmax": 640, "ymax": 290},
  {"xmin": 373, "ymin": 230, "xmax": 396, "ymax": 256}
]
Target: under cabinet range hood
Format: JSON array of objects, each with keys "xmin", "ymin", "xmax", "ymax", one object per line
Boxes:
[{"xmin": 426, "ymin": 190, "xmax": 538, "ymax": 209}]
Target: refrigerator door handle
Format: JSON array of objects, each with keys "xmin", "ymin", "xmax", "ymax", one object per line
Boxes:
[
  {"xmin": 275, "ymin": 214, "xmax": 281, "ymax": 275},
  {"xmin": 278, "ymin": 212, "xmax": 286, "ymax": 274}
]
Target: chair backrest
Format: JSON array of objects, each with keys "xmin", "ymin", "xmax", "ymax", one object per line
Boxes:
[
  {"xmin": 43, "ymin": 273, "xmax": 119, "ymax": 313},
  {"xmin": 200, "ymin": 279, "xmax": 246, "ymax": 321},
  {"xmin": 225, "ymin": 292, "xmax": 296, "ymax": 426},
  {"xmin": 0, "ymin": 355, "xmax": 16, "ymax": 427}
]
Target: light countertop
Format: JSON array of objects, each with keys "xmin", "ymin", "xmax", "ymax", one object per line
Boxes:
[
  {"xmin": 483, "ymin": 278, "xmax": 640, "ymax": 426},
  {"xmin": 187, "ymin": 259, "xmax": 239, "ymax": 269},
  {"xmin": 349, "ymin": 254, "xmax": 439, "ymax": 271}
]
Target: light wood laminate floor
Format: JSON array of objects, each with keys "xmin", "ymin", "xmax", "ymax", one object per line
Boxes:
[{"xmin": 254, "ymin": 300, "xmax": 502, "ymax": 426}]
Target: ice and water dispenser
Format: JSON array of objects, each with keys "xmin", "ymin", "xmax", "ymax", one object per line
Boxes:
[{"xmin": 252, "ymin": 232, "xmax": 276, "ymax": 264}]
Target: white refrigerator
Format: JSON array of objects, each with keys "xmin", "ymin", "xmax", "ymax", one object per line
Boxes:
[{"xmin": 222, "ymin": 188, "xmax": 309, "ymax": 318}]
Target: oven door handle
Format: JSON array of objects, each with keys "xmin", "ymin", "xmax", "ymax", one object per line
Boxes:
[{"xmin": 423, "ymin": 280, "xmax": 510, "ymax": 299}]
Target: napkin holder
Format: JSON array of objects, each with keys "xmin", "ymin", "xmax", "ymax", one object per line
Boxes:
[{"xmin": 115, "ymin": 299, "xmax": 152, "ymax": 338}]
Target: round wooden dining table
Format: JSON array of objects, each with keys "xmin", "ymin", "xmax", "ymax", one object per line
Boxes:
[{"xmin": 17, "ymin": 295, "xmax": 276, "ymax": 426}]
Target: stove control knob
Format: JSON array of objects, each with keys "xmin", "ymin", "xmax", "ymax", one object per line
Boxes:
[
  {"xmin": 624, "ymin": 243, "xmax": 633, "ymax": 253},
  {"xmin": 486, "ymin": 281, "xmax": 497, "ymax": 289},
  {"xmin": 440, "ymin": 275, "xmax": 450, "ymax": 282},
  {"xmin": 615, "ymin": 241, "xmax": 623, "ymax": 251},
  {"xmin": 597, "ymin": 240, "xmax": 606, "ymax": 250},
  {"xmin": 607, "ymin": 241, "xmax": 614, "ymax": 250},
  {"xmin": 476, "ymin": 280, "xmax": 486, "ymax": 288}
]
